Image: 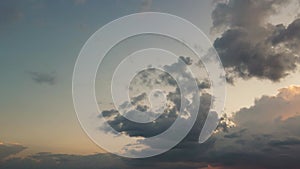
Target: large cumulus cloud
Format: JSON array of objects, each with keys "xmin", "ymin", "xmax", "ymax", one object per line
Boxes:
[
  {"xmin": 99, "ymin": 56, "xmax": 214, "ymax": 156},
  {"xmin": 212, "ymin": 0, "xmax": 300, "ymax": 83},
  {"xmin": 208, "ymin": 85, "xmax": 300, "ymax": 169}
]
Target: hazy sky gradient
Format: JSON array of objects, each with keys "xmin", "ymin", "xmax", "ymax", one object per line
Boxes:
[
  {"xmin": 0, "ymin": 0, "xmax": 215, "ymax": 155},
  {"xmin": 1, "ymin": 0, "xmax": 300, "ymax": 167}
]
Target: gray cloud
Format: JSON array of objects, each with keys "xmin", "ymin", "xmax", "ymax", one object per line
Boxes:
[
  {"xmin": 0, "ymin": 143, "xmax": 26, "ymax": 161},
  {"xmin": 100, "ymin": 57, "xmax": 211, "ymax": 139},
  {"xmin": 269, "ymin": 138, "xmax": 300, "ymax": 147},
  {"xmin": 100, "ymin": 90, "xmax": 179, "ymax": 137},
  {"xmin": 271, "ymin": 18, "xmax": 300, "ymax": 48},
  {"xmin": 27, "ymin": 71, "xmax": 56, "ymax": 85},
  {"xmin": 0, "ymin": 153, "xmax": 127, "ymax": 169},
  {"xmin": 131, "ymin": 92, "xmax": 147, "ymax": 105},
  {"xmin": 212, "ymin": 0, "xmax": 300, "ymax": 83}
]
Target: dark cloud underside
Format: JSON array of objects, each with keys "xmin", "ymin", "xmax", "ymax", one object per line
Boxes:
[
  {"xmin": 0, "ymin": 143, "xmax": 26, "ymax": 161},
  {"xmin": 212, "ymin": 0, "xmax": 300, "ymax": 83}
]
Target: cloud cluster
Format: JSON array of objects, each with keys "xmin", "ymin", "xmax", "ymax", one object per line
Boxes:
[
  {"xmin": 99, "ymin": 85, "xmax": 300, "ymax": 169},
  {"xmin": 2, "ymin": 86, "xmax": 300, "ymax": 168},
  {"xmin": 101, "ymin": 57, "xmax": 211, "ymax": 139},
  {"xmin": 212, "ymin": 0, "xmax": 300, "ymax": 83}
]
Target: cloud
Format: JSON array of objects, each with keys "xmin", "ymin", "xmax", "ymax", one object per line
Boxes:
[
  {"xmin": 234, "ymin": 85, "xmax": 300, "ymax": 126},
  {"xmin": 211, "ymin": 0, "xmax": 300, "ymax": 83},
  {"xmin": 99, "ymin": 57, "xmax": 212, "ymax": 139},
  {"xmin": 130, "ymin": 92, "xmax": 147, "ymax": 105},
  {"xmin": 3, "ymin": 86, "xmax": 300, "ymax": 168},
  {"xmin": 27, "ymin": 71, "xmax": 56, "ymax": 85},
  {"xmin": 269, "ymin": 138, "xmax": 300, "ymax": 147},
  {"xmin": 0, "ymin": 152, "xmax": 128, "ymax": 169},
  {"xmin": 0, "ymin": 142, "xmax": 26, "ymax": 161},
  {"xmin": 205, "ymin": 85, "xmax": 300, "ymax": 169}
]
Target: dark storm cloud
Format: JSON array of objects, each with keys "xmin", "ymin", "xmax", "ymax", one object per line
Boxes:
[
  {"xmin": 0, "ymin": 143, "xmax": 26, "ymax": 161},
  {"xmin": 27, "ymin": 71, "xmax": 56, "ymax": 85},
  {"xmin": 212, "ymin": 0, "xmax": 300, "ymax": 82}
]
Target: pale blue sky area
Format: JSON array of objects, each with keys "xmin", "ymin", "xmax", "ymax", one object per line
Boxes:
[{"xmin": 0, "ymin": 0, "xmax": 215, "ymax": 154}]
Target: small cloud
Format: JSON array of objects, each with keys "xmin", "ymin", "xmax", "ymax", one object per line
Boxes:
[
  {"xmin": 27, "ymin": 71, "xmax": 56, "ymax": 85},
  {"xmin": 0, "ymin": 142, "xmax": 26, "ymax": 161}
]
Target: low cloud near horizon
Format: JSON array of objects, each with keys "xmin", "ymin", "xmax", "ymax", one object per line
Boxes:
[{"xmin": 2, "ymin": 85, "xmax": 300, "ymax": 169}]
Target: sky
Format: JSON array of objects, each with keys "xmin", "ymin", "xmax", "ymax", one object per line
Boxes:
[{"xmin": 1, "ymin": 0, "xmax": 300, "ymax": 168}]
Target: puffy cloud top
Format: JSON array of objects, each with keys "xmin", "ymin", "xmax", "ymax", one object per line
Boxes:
[{"xmin": 212, "ymin": 0, "xmax": 300, "ymax": 83}]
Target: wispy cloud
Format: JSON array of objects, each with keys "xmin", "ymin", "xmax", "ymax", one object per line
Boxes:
[
  {"xmin": 27, "ymin": 71, "xmax": 56, "ymax": 85},
  {"xmin": 0, "ymin": 142, "xmax": 26, "ymax": 161}
]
